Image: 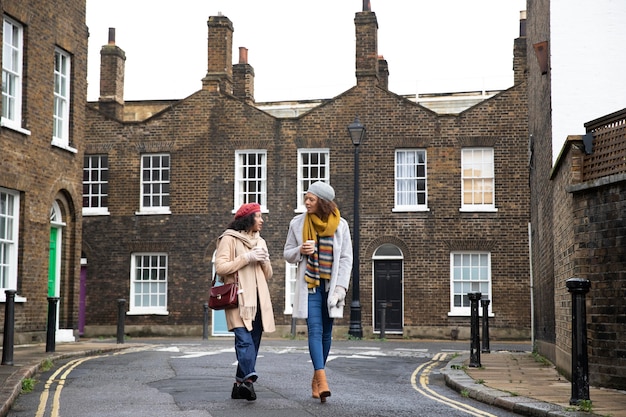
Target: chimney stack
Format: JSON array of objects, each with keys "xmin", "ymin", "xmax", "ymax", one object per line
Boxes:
[
  {"xmin": 98, "ymin": 28, "xmax": 125, "ymax": 120},
  {"xmin": 378, "ymin": 55, "xmax": 389, "ymax": 90},
  {"xmin": 354, "ymin": 10, "xmax": 379, "ymax": 86},
  {"xmin": 513, "ymin": 10, "xmax": 528, "ymax": 85},
  {"xmin": 233, "ymin": 47, "xmax": 255, "ymax": 103},
  {"xmin": 203, "ymin": 15, "xmax": 234, "ymax": 94}
]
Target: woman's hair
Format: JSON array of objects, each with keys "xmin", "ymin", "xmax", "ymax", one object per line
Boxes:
[
  {"xmin": 316, "ymin": 198, "xmax": 338, "ymax": 220},
  {"xmin": 227, "ymin": 213, "xmax": 256, "ymax": 231}
]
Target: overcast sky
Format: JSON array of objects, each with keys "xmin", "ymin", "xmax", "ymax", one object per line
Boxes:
[{"xmin": 86, "ymin": 0, "xmax": 526, "ymax": 103}]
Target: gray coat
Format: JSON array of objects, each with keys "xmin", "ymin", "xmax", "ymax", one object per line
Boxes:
[{"xmin": 283, "ymin": 213, "xmax": 353, "ymax": 319}]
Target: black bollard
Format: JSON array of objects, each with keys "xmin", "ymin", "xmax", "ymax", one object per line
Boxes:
[
  {"xmin": 291, "ymin": 316, "xmax": 296, "ymax": 338},
  {"xmin": 379, "ymin": 302, "xmax": 388, "ymax": 339},
  {"xmin": 202, "ymin": 302, "xmax": 209, "ymax": 340},
  {"xmin": 481, "ymin": 299, "xmax": 491, "ymax": 353},
  {"xmin": 46, "ymin": 297, "xmax": 60, "ymax": 353},
  {"xmin": 116, "ymin": 299, "xmax": 126, "ymax": 344},
  {"xmin": 2, "ymin": 290, "xmax": 17, "ymax": 365},
  {"xmin": 566, "ymin": 278, "xmax": 591, "ymax": 406},
  {"xmin": 468, "ymin": 292, "xmax": 482, "ymax": 367}
]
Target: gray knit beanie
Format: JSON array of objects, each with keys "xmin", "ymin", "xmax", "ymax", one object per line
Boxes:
[{"xmin": 307, "ymin": 181, "xmax": 335, "ymax": 201}]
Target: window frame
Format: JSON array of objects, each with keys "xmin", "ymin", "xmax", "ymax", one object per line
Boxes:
[
  {"xmin": 393, "ymin": 149, "xmax": 429, "ymax": 212},
  {"xmin": 234, "ymin": 150, "xmax": 267, "ymax": 211},
  {"xmin": 82, "ymin": 154, "xmax": 110, "ymax": 216},
  {"xmin": 460, "ymin": 148, "xmax": 497, "ymax": 212},
  {"xmin": 448, "ymin": 251, "xmax": 492, "ymax": 316},
  {"xmin": 51, "ymin": 47, "xmax": 72, "ymax": 150},
  {"xmin": 1, "ymin": 16, "xmax": 30, "ymax": 134},
  {"xmin": 128, "ymin": 252, "xmax": 169, "ymax": 315},
  {"xmin": 296, "ymin": 148, "xmax": 329, "ymax": 212},
  {"xmin": 284, "ymin": 262, "xmax": 298, "ymax": 314},
  {"xmin": 137, "ymin": 153, "xmax": 171, "ymax": 215},
  {"xmin": 0, "ymin": 188, "xmax": 20, "ymax": 299}
]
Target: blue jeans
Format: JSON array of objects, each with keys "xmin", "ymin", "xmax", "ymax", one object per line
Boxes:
[
  {"xmin": 307, "ymin": 287, "xmax": 334, "ymax": 370},
  {"xmin": 232, "ymin": 307, "xmax": 262, "ymax": 382}
]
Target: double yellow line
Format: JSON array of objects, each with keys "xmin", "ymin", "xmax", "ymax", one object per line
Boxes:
[
  {"xmin": 411, "ymin": 353, "xmax": 497, "ymax": 417},
  {"xmin": 35, "ymin": 356, "xmax": 94, "ymax": 417},
  {"xmin": 34, "ymin": 348, "xmax": 145, "ymax": 417}
]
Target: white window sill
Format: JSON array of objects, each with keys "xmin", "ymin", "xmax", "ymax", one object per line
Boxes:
[
  {"xmin": 0, "ymin": 294, "xmax": 27, "ymax": 303},
  {"xmin": 448, "ymin": 311, "xmax": 495, "ymax": 317},
  {"xmin": 1, "ymin": 118, "xmax": 32, "ymax": 136},
  {"xmin": 51, "ymin": 140, "xmax": 78, "ymax": 154},
  {"xmin": 135, "ymin": 209, "xmax": 171, "ymax": 215},
  {"xmin": 82, "ymin": 209, "xmax": 110, "ymax": 216},
  {"xmin": 459, "ymin": 207, "xmax": 498, "ymax": 213},
  {"xmin": 392, "ymin": 207, "xmax": 430, "ymax": 212},
  {"xmin": 127, "ymin": 309, "xmax": 169, "ymax": 316}
]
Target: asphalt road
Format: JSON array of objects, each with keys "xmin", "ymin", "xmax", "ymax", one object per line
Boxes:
[{"xmin": 7, "ymin": 338, "xmax": 530, "ymax": 417}]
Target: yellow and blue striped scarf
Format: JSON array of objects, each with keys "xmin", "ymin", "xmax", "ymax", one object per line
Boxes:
[{"xmin": 303, "ymin": 209, "xmax": 340, "ymax": 289}]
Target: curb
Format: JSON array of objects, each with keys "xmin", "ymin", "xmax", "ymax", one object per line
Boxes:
[{"xmin": 441, "ymin": 353, "xmax": 593, "ymax": 417}]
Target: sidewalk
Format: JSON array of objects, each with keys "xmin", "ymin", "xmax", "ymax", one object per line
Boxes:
[
  {"xmin": 0, "ymin": 339, "xmax": 625, "ymax": 417},
  {"xmin": 443, "ymin": 350, "xmax": 626, "ymax": 417}
]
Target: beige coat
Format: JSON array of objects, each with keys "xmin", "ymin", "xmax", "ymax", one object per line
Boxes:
[{"xmin": 215, "ymin": 230, "xmax": 275, "ymax": 333}]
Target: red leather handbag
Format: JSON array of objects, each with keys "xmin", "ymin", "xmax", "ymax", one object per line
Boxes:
[{"xmin": 208, "ymin": 273, "xmax": 239, "ymax": 310}]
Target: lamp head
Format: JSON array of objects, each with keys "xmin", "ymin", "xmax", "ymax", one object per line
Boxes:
[{"xmin": 348, "ymin": 116, "xmax": 366, "ymax": 146}]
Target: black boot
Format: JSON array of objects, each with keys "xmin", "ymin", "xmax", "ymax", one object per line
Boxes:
[
  {"xmin": 238, "ymin": 381, "xmax": 256, "ymax": 401},
  {"xmin": 231, "ymin": 383, "xmax": 243, "ymax": 399}
]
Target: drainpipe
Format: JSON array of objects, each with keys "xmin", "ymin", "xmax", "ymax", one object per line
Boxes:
[{"xmin": 528, "ymin": 223, "xmax": 534, "ymax": 349}]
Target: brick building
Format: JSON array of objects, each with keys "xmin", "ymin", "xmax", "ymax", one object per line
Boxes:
[
  {"xmin": 527, "ymin": 0, "xmax": 626, "ymax": 391},
  {"xmin": 83, "ymin": 5, "xmax": 531, "ymax": 339},
  {"xmin": 1, "ymin": 0, "xmax": 87, "ymax": 343}
]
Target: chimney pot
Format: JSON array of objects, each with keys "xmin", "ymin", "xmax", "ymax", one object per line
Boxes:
[
  {"xmin": 108, "ymin": 28, "xmax": 115, "ymax": 45},
  {"xmin": 239, "ymin": 47, "xmax": 248, "ymax": 64}
]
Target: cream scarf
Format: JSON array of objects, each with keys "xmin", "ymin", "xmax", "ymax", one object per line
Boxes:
[{"xmin": 220, "ymin": 229, "xmax": 260, "ymax": 321}]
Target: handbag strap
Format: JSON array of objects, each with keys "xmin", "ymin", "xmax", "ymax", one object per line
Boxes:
[{"xmin": 211, "ymin": 271, "xmax": 238, "ymax": 286}]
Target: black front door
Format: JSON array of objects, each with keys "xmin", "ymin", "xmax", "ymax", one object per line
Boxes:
[{"xmin": 373, "ymin": 260, "xmax": 403, "ymax": 333}]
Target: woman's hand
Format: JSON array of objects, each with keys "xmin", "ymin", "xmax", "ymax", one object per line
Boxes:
[
  {"xmin": 246, "ymin": 247, "xmax": 269, "ymax": 263},
  {"xmin": 329, "ymin": 286, "xmax": 346, "ymax": 308},
  {"xmin": 301, "ymin": 240, "xmax": 316, "ymax": 255}
]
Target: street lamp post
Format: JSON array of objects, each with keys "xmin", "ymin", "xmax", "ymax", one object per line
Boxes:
[{"xmin": 347, "ymin": 116, "xmax": 365, "ymax": 338}]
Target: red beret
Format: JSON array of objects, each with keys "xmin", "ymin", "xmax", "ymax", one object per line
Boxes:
[{"xmin": 235, "ymin": 203, "xmax": 261, "ymax": 219}]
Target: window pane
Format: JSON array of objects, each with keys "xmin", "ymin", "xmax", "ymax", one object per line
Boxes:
[
  {"xmin": 462, "ymin": 148, "xmax": 495, "ymax": 207},
  {"xmin": 141, "ymin": 154, "xmax": 170, "ymax": 209},
  {"xmin": 395, "ymin": 150, "xmax": 427, "ymax": 207},
  {"xmin": 451, "ymin": 252, "xmax": 491, "ymax": 312},
  {"xmin": 236, "ymin": 151, "xmax": 267, "ymax": 208},
  {"xmin": 82, "ymin": 155, "xmax": 109, "ymax": 209},
  {"xmin": 131, "ymin": 253, "xmax": 168, "ymax": 309}
]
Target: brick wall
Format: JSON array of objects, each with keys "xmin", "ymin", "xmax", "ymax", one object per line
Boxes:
[
  {"xmin": 1, "ymin": 0, "xmax": 87, "ymax": 342},
  {"xmin": 574, "ymin": 182, "xmax": 626, "ymax": 389},
  {"xmin": 83, "ymin": 11, "xmax": 531, "ymax": 339},
  {"xmin": 526, "ymin": 0, "xmax": 557, "ymax": 359}
]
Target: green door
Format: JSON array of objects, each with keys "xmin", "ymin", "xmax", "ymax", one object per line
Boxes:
[{"xmin": 48, "ymin": 228, "xmax": 57, "ymax": 297}]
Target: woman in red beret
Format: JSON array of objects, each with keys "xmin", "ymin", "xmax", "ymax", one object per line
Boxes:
[{"xmin": 215, "ymin": 202, "xmax": 275, "ymax": 401}]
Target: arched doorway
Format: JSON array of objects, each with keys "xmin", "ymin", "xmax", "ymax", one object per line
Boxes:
[
  {"xmin": 49, "ymin": 200, "xmax": 74, "ymax": 341},
  {"xmin": 372, "ymin": 244, "xmax": 403, "ymax": 335}
]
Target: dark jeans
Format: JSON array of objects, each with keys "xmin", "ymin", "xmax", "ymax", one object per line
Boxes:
[{"xmin": 232, "ymin": 307, "xmax": 262, "ymax": 382}]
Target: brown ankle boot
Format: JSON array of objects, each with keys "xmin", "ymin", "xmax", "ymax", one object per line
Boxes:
[
  {"xmin": 311, "ymin": 373, "xmax": 319, "ymax": 398},
  {"xmin": 314, "ymin": 369, "xmax": 331, "ymax": 402}
]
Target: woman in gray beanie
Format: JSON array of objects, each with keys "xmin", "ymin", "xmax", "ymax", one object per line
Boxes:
[{"xmin": 283, "ymin": 181, "xmax": 353, "ymax": 402}]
